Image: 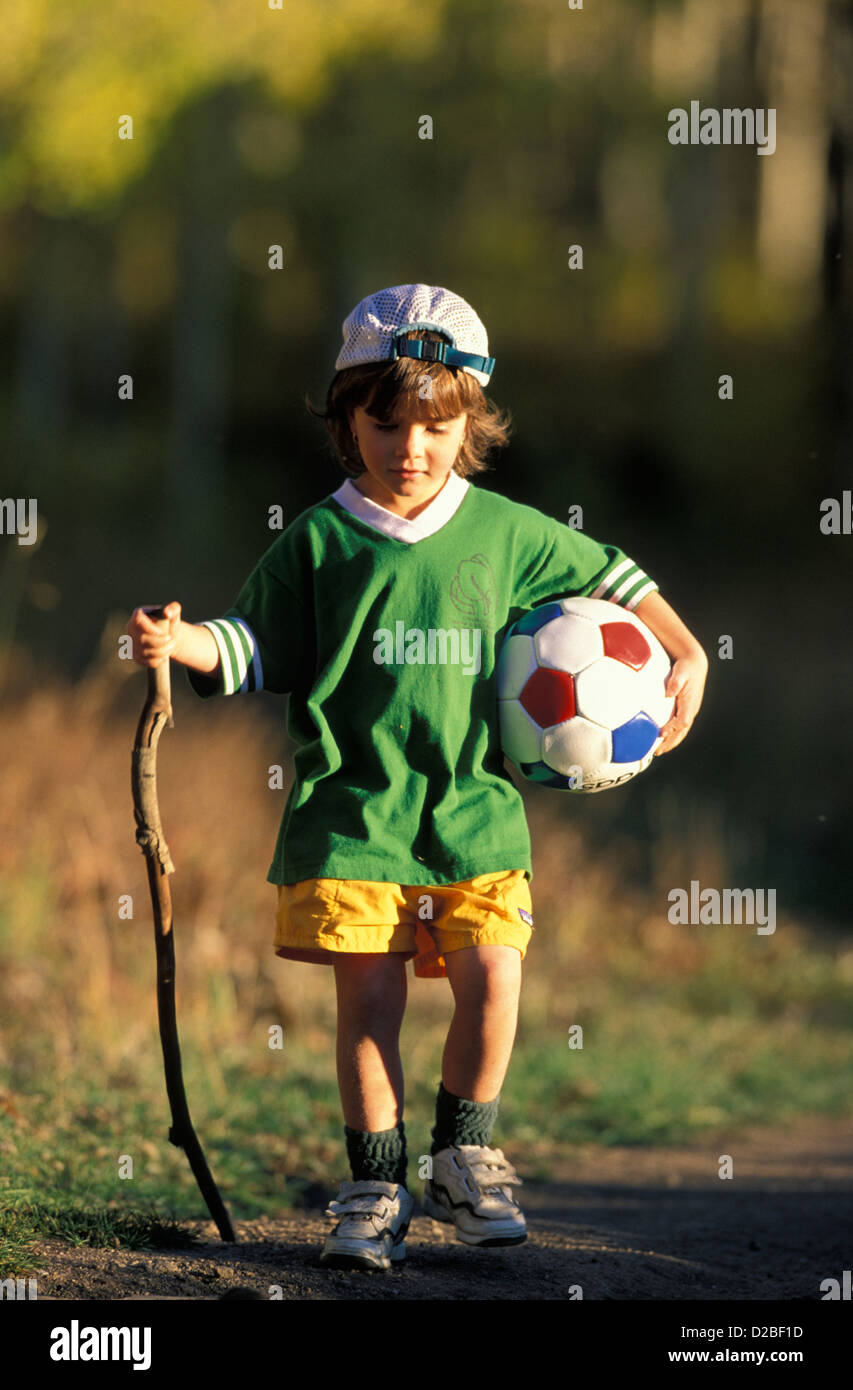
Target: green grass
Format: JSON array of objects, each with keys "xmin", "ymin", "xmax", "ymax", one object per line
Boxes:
[
  {"xmin": 0, "ymin": 1201, "xmax": 191, "ymax": 1280},
  {"xmin": 505, "ymin": 1004, "xmax": 852, "ymax": 1157}
]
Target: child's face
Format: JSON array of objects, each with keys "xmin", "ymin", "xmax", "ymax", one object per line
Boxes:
[{"xmin": 347, "ymin": 404, "xmax": 468, "ymax": 519}]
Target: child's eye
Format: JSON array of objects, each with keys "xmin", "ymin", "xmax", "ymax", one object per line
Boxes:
[{"xmin": 374, "ymin": 423, "xmax": 447, "ymax": 435}]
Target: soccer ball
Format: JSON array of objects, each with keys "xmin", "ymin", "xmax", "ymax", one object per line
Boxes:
[{"xmin": 497, "ymin": 596, "xmax": 674, "ymax": 793}]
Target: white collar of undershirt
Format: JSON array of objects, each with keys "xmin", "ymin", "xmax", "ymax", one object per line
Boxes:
[{"xmin": 330, "ymin": 469, "xmax": 470, "ymax": 543}]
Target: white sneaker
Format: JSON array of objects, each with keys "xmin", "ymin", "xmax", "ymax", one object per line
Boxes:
[
  {"xmin": 423, "ymin": 1145, "xmax": 527, "ymax": 1246},
  {"xmin": 320, "ymin": 1180, "xmax": 414, "ymax": 1270}
]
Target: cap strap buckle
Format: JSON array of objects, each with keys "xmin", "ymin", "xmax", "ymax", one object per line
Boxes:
[
  {"xmin": 392, "ymin": 334, "xmax": 447, "ymax": 365},
  {"xmin": 391, "ymin": 332, "xmax": 495, "ymax": 378}
]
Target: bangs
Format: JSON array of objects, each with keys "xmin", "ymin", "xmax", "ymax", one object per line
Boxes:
[{"xmin": 360, "ymin": 358, "xmax": 475, "ymax": 424}]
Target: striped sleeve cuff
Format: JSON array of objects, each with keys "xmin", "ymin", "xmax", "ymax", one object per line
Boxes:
[
  {"xmin": 589, "ymin": 556, "xmax": 658, "ymax": 611},
  {"xmin": 198, "ymin": 617, "xmax": 264, "ymax": 695}
]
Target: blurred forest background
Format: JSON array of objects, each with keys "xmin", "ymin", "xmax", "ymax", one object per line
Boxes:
[
  {"xmin": 1, "ymin": 0, "xmax": 852, "ymax": 1257},
  {"xmin": 2, "ymin": 0, "xmax": 850, "ymax": 915}
]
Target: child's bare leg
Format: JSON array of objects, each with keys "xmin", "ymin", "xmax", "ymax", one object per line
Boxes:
[
  {"xmin": 441, "ymin": 944, "xmax": 521, "ymax": 1101},
  {"xmin": 333, "ymin": 953, "xmax": 408, "ymax": 1131}
]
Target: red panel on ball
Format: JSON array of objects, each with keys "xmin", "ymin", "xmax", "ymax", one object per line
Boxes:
[
  {"xmin": 520, "ymin": 667, "xmax": 576, "ymax": 726},
  {"xmin": 601, "ymin": 622, "xmax": 651, "ymax": 670}
]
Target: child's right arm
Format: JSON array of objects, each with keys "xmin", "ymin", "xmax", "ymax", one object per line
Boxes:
[{"xmin": 126, "ymin": 601, "xmax": 220, "ymax": 675}]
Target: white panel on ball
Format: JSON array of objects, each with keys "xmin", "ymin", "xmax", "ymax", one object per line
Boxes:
[
  {"xmin": 644, "ymin": 643, "xmax": 671, "ymax": 685},
  {"xmin": 575, "ymin": 658, "xmax": 645, "ymax": 729},
  {"xmin": 542, "ymin": 716, "xmax": 612, "ymax": 778},
  {"xmin": 642, "ymin": 689, "xmax": 675, "ymax": 731},
  {"xmin": 496, "ymin": 634, "xmax": 537, "ymax": 700},
  {"xmin": 535, "ymin": 613, "xmax": 603, "ymax": 674},
  {"xmin": 559, "ymin": 596, "xmax": 630, "ymax": 624},
  {"xmin": 498, "ymin": 699, "xmax": 542, "ymax": 765}
]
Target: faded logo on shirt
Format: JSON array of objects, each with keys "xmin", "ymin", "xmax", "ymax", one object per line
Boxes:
[{"xmin": 449, "ymin": 555, "xmax": 498, "ymax": 624}]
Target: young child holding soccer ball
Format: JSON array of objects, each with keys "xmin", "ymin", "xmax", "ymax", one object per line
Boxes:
[{"xmin": 127, "ymin": 284, "xmax": 707, "ymax": 1271}]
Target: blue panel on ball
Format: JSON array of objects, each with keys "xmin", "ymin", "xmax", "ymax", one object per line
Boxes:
[
  {"xmin": 520, "ymin": 760, "xmax": 576, "ymax": 790},
  {"xmin": 512, "ymin": 602, "xmax": 564, "ymax": 638},
  {"xmin": 611, "ymin": 712, "xmax": 659, "ymax": 762}
]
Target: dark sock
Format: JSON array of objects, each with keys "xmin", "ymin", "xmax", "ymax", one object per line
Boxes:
[
  {"xmin": 344, "ymin": 1120, "xmax": 407, "ymax": 1188},
  {"xmin": 430, "ymin": 1080, "xmax": 500, "ymax": 1155}
]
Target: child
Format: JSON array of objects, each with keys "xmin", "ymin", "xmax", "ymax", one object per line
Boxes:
[{"xmin": 128, "ymin": 283, "xmax": 708, "ymax": 1272}]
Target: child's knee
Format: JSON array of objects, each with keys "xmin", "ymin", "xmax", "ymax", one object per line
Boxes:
[
  {"xmin": 446, "ymin": 943, "xmax": 521, "ymax": 1002},
  {"xmin": 334, "ymin": 952, "xmax": 407, "ymax": 1013}
]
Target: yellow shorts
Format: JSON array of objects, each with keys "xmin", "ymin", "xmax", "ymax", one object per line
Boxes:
[{"xmin": 274, "ymin": 870, "xmax": 533, "ymax": 979}]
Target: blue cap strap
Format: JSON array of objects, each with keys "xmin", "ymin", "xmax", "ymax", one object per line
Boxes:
[{"xmin": 390, "ymin": 335, "xmax": 495, "ymax": 377}]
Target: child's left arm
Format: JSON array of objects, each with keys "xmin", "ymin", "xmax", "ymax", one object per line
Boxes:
[{"xmin": 631, "ymin": 591, "xmax": 708, "ymax": 756}]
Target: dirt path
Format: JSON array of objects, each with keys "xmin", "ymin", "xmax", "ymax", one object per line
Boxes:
[{"xmin": 30, "ymin": 1115, "xmax": 852, "ymax": 1301}]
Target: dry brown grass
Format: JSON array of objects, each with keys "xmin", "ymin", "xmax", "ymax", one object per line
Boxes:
[{"xmin": 0, "ymin": 614, "xmax": 844, "ymax": 1092}]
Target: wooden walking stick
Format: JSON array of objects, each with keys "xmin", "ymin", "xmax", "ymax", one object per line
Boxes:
[{"xmin": 131, "ymin": 606, "xmax": 236, "ymax": 1243}]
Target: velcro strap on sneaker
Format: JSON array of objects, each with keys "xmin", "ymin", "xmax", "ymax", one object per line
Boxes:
[
  {"xmin": 467, "ymin": 1158, "xmax": 523, "ymax": 1190},
  {"xmin": 325, "ymin": 1191, "xmax": 395, "ymax": 1221}
]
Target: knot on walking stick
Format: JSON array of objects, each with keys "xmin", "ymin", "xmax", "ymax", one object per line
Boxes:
[
  {"xmin": 134, "ymin": 823, "xmax": 175, "ymax": 874},
  {"xmin": 132, "ymin": 746, "xmax": 175, "ymax": 874}
]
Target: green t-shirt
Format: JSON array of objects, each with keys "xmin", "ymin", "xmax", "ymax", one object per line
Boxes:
[{"xmin": 186, "ymin": 472, "xmax": 658, "ymax": 886}]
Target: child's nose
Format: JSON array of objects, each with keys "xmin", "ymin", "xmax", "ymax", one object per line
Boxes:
[{"xmin": 396, "ymin": 426, "xmax": 425, "ymax": 456}]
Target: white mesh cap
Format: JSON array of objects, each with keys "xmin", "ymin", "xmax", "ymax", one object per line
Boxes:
[{"xmin": 335, "ymin": 283, "xmax": 495, "ymax": 386}]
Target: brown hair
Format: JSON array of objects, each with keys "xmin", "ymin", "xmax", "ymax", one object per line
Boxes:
[{"xmin": 305, "ymin": 329, "xmax": 512, "ymax": 479}]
